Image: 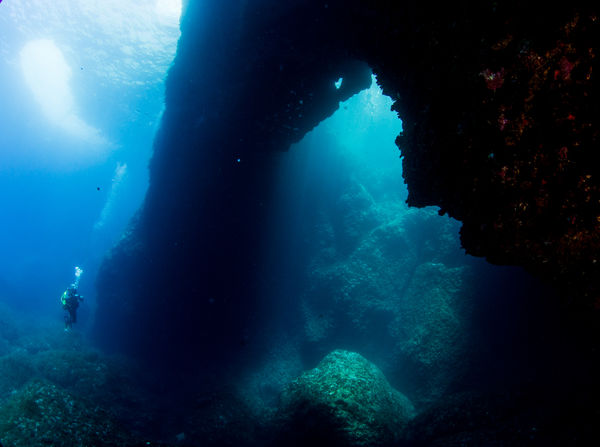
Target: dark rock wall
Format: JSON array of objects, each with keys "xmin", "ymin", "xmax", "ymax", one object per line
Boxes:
[
  {"xmin": 372, "ymin": 4, "xmax": 600, "ymax": 302},
  {"xmin": 94, "ymin": 0, "xmax": 599, "ymax": 370},
  {"xmin": 94, "ymin": 0, "xmax": 373, "ymax": 370}
]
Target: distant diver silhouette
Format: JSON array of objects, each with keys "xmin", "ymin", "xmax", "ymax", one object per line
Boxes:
[{"xmin": 60, "ymin": 267, "xmax": 84, "ymax": 331}]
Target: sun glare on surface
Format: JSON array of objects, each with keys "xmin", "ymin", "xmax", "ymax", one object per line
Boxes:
[
  {"xmin": 20, "ymin": 39, "xmax": 105, "ymax": 146},
  {"xmin": 2, "ymin": 0, "xmax": 181, "ymax": 166},
  {"xmin": 155, "ymin": 0, "xmax": 181, "ymax": 23},
  {"xmin": 20, "ymin": 39, "xmax": 72, "ymax": 120}
]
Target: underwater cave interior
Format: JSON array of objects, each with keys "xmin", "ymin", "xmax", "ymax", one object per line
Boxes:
[{"xmin": 1, "ymin": 1, "xmax": 599, "ymax": 446}]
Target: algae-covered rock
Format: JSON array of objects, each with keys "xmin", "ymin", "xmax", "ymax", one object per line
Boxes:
[
  {"xmin": 174, "ymin": 388, "xmax": 264, "ymax": 447},
  {"xmin": 17, "ymin": 324, "xmax": 86, "ymax": 355},
  {"xmin": 278, "ymin": 350, "xmax": 415, "ymax": 447},
  {"xmin": 33, "ymin": 350, "xmax": 110, "ymax": 396},
  {"xmin": 389, "ymin": 261, "xmax": 472, "ymax": 399},
  {"xmin": 0, "ymin": 379, "xmax": 135, "ymax": 447},
  {"xmin": 31, "ymin": 349, "xmax": 157, "ymax": 438},
  {"xmin": 303, "ymin": 207, "xmax": 472, "ymax": 402},
  {"xmin": 332, "ymin": 183, "xmax": 383, "ymax": 252}
]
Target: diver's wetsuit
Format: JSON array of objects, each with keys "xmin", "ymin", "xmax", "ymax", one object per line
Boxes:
[{"xmin": 61, "ymin": 288, "xmax": 82, "ymax": 329}]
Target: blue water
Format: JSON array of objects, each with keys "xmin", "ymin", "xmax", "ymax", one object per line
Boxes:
[{"xmin": 0, "ymin": 0, "xmax": 180, "ymax": 322}]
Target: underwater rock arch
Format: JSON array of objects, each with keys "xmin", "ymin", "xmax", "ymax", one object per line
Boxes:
[{"xmin": 94, "ymin": 0, "xmax": 599, "ymax": 366}]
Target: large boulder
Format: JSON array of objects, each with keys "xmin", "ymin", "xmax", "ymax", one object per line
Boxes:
[
  {"xmin": 302, "ymin": 206, "xmax": 472, "ymax": 402},
  {"xmin": 277, "ymin": 350, "xmax": 415, "ymax": 447},
  {"xmin": 388, "ymin": 261, "xmax": 472, "ymax": 400}
]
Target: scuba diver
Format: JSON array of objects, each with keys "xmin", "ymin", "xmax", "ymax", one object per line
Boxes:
[{"xmin": 60, "ymin": 266, "xmax": 84, "ymax": 331}]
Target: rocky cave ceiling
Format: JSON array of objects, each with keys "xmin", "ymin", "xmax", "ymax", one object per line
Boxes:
[{"xmin": 94, "ymin": 0, "xmax": 599, "ymax": 357}]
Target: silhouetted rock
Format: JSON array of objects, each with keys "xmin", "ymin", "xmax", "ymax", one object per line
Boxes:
[
  {"xmin": 95, "ymin": 4, "xmax": 600, "ymax": 370},
  {"xmin": 403, "ymin": 384, "xmax": 600, "ymax": 446}
]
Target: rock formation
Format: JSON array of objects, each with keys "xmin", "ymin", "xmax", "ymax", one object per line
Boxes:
[
  {"xmin": 277, "ymin": 350, "xmax": 415, "ymax": 447},
  {"xmin": 94, "ymin": 1, "xmax": 600, "ymax": 371}
]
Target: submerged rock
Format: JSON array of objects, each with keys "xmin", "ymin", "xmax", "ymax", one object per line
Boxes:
[
  {"xmin": 303, "ymin": 206, "xmax": 472, "ymax": 402},
  {"xmin": 0, "ymin": 311, "xmax": 159, "ymax": 445},
  {"xmin": 277, "ymin": 350, "xmax": 415, "ymax": 447},
  {"xmin": 389, "ymin": 261, "xmax": 472, "ymax": 400},
  {"xmin": 0, "ymin": 353, "xmax": 35, "ymax": 403},
  {"xmin": 0, "ymin": 380, "xmax": 135, "ymax": 447},
  {"xmin": 0, "ymin": 304, "xmax": 20, "ymax": 358}
]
